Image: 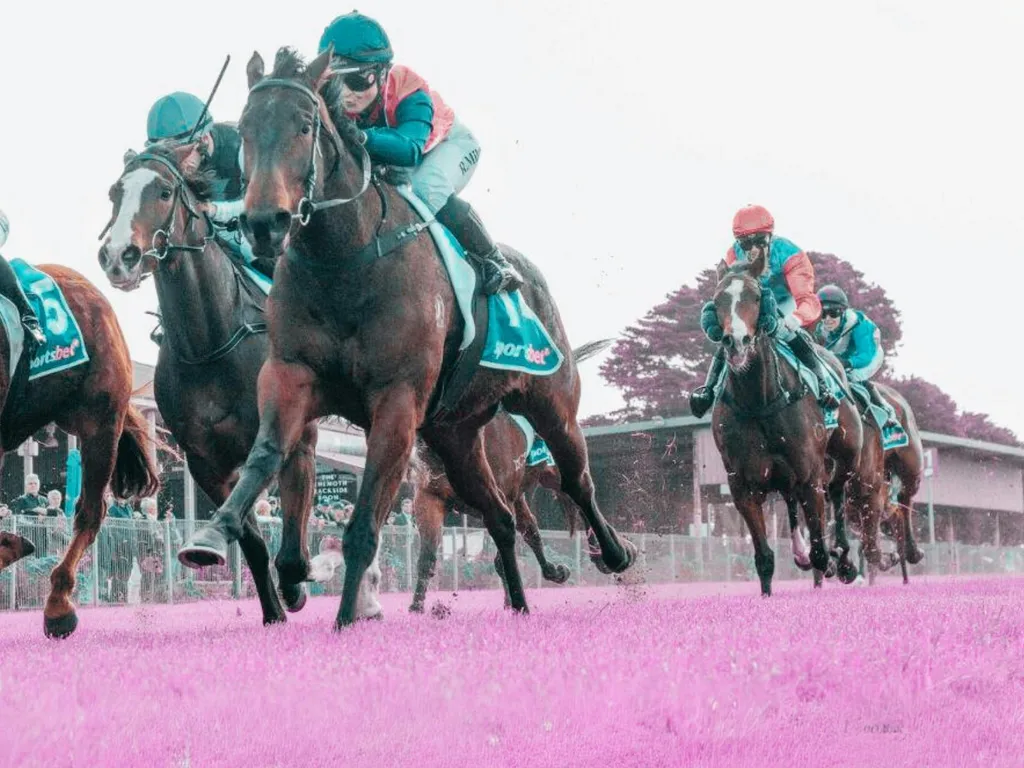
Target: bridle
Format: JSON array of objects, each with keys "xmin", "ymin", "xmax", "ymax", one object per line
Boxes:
[{"xmin": 246, "ymin": 77, "xmax": 372, "ymax": 227}]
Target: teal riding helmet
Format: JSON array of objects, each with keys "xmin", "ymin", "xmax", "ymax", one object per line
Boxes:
[
  {"xmin": 146, "ymin": 92, "xmax": 213, "ymax": 145},
  {"xmin": 318, "ymin": 11, "xmax": 394, "ymax": 63}
]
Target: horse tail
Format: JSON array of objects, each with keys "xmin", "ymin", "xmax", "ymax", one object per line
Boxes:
[
  {"xmin": 112, "ymin": 405, "xmax": 162, "ymax": 499},
  {"xmin": 571, "ymin": 338, "xmax": 615, "ymax": 365}
]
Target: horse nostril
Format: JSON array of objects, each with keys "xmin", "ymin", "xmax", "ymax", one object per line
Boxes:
[
  {"xmin": 742, "ymin": 335, "xmax": 752, "ymax": 345},
  {"xmin": 98, "ymin": 246, "xmax": 110, "ymax": 270},
  {"xmin": 722, "ymin": 336, "xmax": 734, "ymax": 348},
  {"xmin": 121, "ymin": 246, "xmax": 141, "ymax": 268}
]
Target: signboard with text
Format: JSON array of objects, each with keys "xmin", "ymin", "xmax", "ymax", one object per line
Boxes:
[{"xmin": 315, "ymin": 465, "xmax": 357, "ymax": 505}]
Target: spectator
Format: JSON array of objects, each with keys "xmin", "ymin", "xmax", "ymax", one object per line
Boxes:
[
  {"xmin": 10, "ymin": 474, "xmax": 47, "ymax": 516},
  {"xmin": 392, "ymin": 497, "xmax": 414, "ymax": 527},
  {"xmin": 104, "ymin": 490, "xmax": 134, "ymax": 519},
  {"xmin": 46, "ymin": 490, "xmax": 63, "ymax": 517},
  {"xmin": 254, "ymin": 499, "xmax": 274, "ymax": 520}
]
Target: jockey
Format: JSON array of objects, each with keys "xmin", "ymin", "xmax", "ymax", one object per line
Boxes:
[
  {"xmin": 143, "ymin": 93, "xmax": 274, "ymax": 279},
  {"xmin": 317, "ymin": 11, "xmax": 523, "ymax": 295},
  {"xmin": 816, "ymin": 285, "xmax": 899, "ymax": 429},
  {"xmin": 0, "ymin": 209, "xmax": 47, "ymax": 351},
  {"xmin": 689, "ymin": 205, "xmax": 839, "ymax": 418}
]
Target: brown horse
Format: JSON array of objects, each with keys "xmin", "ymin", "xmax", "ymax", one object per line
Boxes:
[
  {"xmin": 178, "ymin": 47, "xmax": 635, "ymax": 628},
  {"xmin": 407, "ymin": 407, "xmax": 578, "ymax": 613},
  {"xmin": 846, "ymin": 382, "xmax": 924, "ymax": 584},
  {"xmin": 0, "ymin": 530, "xmax": 34, "ymax": 570},
  {"xmin": 97, "ymin": 144, "xmax": 292, "ymax": 626},
  {"xmin": 711, "ymin": 255, "xmax": 863, "ymax": 595},
  {"xmin": 0, "ymin": 265, "xmax": 160, "ymax": 636}
]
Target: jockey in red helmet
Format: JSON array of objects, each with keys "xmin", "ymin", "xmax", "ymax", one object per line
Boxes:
[{"xmin": 689, "ymin": 205, "xmax": 839, "ymax": 418}]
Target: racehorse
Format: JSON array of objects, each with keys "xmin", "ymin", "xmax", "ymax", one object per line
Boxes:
[
  {"xmin": 98, "ymin": 143, "xmax": 292, "ymax": 626},
  {"xmin": 0, "ymin": 531, "xmax": 34, "ymax": 570},
  {"xmin": 710, "ymin": 255, "xmax": 863, "ymax": 595},
  {"xmin": 846, "ymin": 381, "xmax": 924, "ymax": 585},
  {"xmin": 0, "ymin": 265, "xmax": 160, "ymax": 636},
  {"xmin": 178, "ymin": 47, "xmax": 636, "ymax": 628}
]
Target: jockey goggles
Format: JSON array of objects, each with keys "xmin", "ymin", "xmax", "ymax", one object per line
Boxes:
[
  {"xmin": 821, "ymin": 307, "xmax": 844, "ymax": 319},
  {"xmin": 737, "ymin": 233, "xmax": 771, "ymax": 252},
  {"xmin": 331, "ymin": 63, "xmax": 378, "ymax": 92}
]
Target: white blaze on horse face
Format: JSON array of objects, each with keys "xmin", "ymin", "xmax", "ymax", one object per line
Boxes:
[
  {"xmin": 724, "ymin": 280, "xmax": 751, "ymax": 343},
  {"xmin": 107, "ymin": 169, "xmax": 160, "ymax": 258}
]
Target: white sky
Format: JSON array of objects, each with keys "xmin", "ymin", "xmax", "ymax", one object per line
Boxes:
[{"xmin": 1, "ymin": 1, "xmax": 1022, "ymax": 434}]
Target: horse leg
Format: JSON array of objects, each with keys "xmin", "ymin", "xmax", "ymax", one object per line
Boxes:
[
  {"xmin": 421, "ymin": 423, "xmax": 529, "ymax": 614},
  {"xmin": 828, "ymin": 478, "xmax": 859, "ymax": 584},
  {"xmin": 900, "ymin": 490, "xmax": 925, "ymax": 565},
  {"xmin": 734, "ymin": 492, "xmax": 774, "ymax": 596},
  {"xmin": 188, "ymin": 458, "xmax": 285, "ymax": 625},
  {"xmin": 524, "ymin": 403, "xmax": 635, "ymax": 574},
  {"xmin": 274, "ymin": 423, "xmax": 319, "ymax": 612},
  {"xmin": 42, "ymin": 421, "xmax": 118, "ymax": 638},
  {"xmin": 797, "ymin": 482, "xmax": 831, "ymax": 574},
  {"xmin": 179, "ymin": 361, "xmax": 320, "ymax": 569},
  {"xmin": 409, "ymin": 487, "xmax": 445, "ymax": 613},
  {"xmin": 515, "ymin": 494, "xmax": 570, "ymax": 584},
  {"xmin": 337, "ymin": 390, "xmax": 424, "ymax": 628},
  {"xmin": 785, "ymin": 495, "xmax": 812, "ymax": 571}
]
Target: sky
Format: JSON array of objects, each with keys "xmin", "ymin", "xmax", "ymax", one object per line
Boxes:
[{"xmin": 1, "ymin": 0, "xmax": 1022, "ymax": 435}]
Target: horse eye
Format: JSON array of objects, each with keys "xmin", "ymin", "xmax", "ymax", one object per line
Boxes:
[
  {"xmin": 160, "ymin": 188, "xmax": 172, "ymax": 201},
  {"xmin": 301, "ymin": 123, "xmax": 312, "ymax": 136}
]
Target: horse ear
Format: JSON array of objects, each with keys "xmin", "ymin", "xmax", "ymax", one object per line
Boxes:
[
  {"xmin": 715, "ymin": 259, "xmax": 729, "ymax": 283},
  {"xmin": 247, "ymin": 51, "xmax": 265, "ymax": 89},
  {"xmin": 306, "ymin": 46, "xmax": 334, "ymax": 92}
]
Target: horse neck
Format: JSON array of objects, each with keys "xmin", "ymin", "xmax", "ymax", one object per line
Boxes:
[
  {"xmin": 153, "ymin": 241, "xmax": 244, "ymax": 360},
  {"xmin": 726, "ymin": 334, "xmax": 787, "ymax": 411},
  {"xmin": 292, "ymin": 142, "xmax": 381, "ymax": 268}
]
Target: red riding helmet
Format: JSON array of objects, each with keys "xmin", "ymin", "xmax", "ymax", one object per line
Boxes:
[{"xmin": 732, "ymin": 205, "xmax": 775, "ymax": 237}]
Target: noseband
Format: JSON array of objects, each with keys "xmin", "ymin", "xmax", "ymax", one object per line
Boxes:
[{"xmin": 247, "ymin": 77, "xmax": 372, "ymax": 226}]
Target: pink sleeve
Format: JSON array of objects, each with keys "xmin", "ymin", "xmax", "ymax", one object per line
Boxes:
[{"xmin": 783, "ymin": 251, "xmax": 822, "ymax": 327}]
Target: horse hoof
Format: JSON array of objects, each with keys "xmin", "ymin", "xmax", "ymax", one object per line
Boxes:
[
  {"xmin": 793, "ymin": 556, "xmax": 813, "ymax": 572},
  {"xmin": 837, "ymin": 560, "xmax": 859, "ymax": 584},
  {"xmin": 280, "ymin": 583, "xmax": 307, "ymax": 613},
  {"xmin": 544, "ymin": 564, "xmax": 571, "ymax": 584},
  {"xmin": 178, "ymin": 528, "xmax": 229, "ymax": 569},
  {"xmin": 44, "ymin": 611, "xmax": 78, "ymax": 640},
  {"xmin": 905, "ymin": 545, "xmax": 925, "ymax": 565},
  {"xmin": 591, "ymin": 557, "xmax": 613, "ymax": 575},
  {"xmin": 358, "ymin": 611, "xmax": 384, "ymax": 622},
  {"xmin": 409, "ymin": 602, "xmax": 425, "ymax": 614},
  {"xmin": 263, "ymin": 611, "xmax": 287, "ymax": 627}
]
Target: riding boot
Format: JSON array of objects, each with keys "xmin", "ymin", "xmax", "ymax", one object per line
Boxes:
[
  {"xmin": 864, "ymin": 380, "xmax": 900, "ymax": 429},
  {"xmin": 689, "ymin": 347, "xmax": 726, "ymax": 418},
  {"xmin": 0, "ymin": 257, "xmax": 45, "ymax": 352},
  {"xmin": 436, "ymin": 195, "xmax": 524, "ymax": 295},
  {"xmin": 788, "ymin": 330, "xmax": 840, "ymax": 410}
]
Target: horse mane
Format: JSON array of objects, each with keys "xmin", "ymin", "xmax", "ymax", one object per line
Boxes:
[
  {"xmin": 267, "ymin": 46, "xmax": 374, "ymax": 151},
  {"xmin": 138, "ymin": 143, "xmax": 215, "ymax": 201}
]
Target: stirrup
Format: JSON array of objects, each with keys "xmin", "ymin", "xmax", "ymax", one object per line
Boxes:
[
  {"xmin": 22, "ymin": 318, "xmax": 46, "ymax": 347},
  {"xmin": 482, "ymin": 260, "xmax": 524, "ymax": 295}
]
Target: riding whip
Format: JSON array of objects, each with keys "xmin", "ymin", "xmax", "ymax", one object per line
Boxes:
[{"xmin": 187, "ymin": 54, "xmax": 232, "ymax": 143}]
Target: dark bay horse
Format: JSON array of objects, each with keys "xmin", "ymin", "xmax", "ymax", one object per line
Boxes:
[
  {"xmin": 98, "ymin": 143, "xmax": 295, "ymax": 626},
  {"xmin": 178, "ymin": 47, "xmax": 635, "ymax": 628},
  {"xmin": 410, "ymin": 339, "xmax": 607, "ymax": 611},
  {"xmin": 847, "ymin": 382, "xmax": 924, "ymax": 584},
  {"xmin": 0, "ymin": 265, "xmax": 160, "ymax": 636},
  {"xmin": 711, "ymin": 255, "xmax": 862, "ymax": 595}
]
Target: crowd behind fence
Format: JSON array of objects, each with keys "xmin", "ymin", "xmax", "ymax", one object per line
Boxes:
[{"xmin": 3, "ymin": 515, "xmax": 1024, "ymax": 611}]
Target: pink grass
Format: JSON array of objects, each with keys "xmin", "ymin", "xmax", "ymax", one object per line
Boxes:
[{"xmin": 2, "ymin": 576, "xmax": 1023, "ymax": 767}]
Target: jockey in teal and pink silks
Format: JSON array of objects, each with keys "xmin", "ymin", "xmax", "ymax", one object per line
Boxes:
[
  {"xmin": 815, "ymin": 285, "xmax": 899, "ymax": 429},
  {"xmin": 0, "ymin": 209, "xmax": 47, "ymax": 352},
  {"xmin": 317, "ymin": 11, "xmax": 523, "ymax": 295},
  {"xmin": 689, "ymin": 205, "xmax": 839, "ymax": 418}
]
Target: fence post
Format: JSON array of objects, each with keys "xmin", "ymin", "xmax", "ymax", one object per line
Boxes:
[
  {"xmin": 163, "ymin": 518, "xmax": 174, "ymax": 605},
  {"xmin": 232, "ymin": 541, "xmax": 242, "ymax": 599},
  {"xmin": 452, "ymin": 528, "xmax": 459, "ymax": 592},
  {"xmin": 91, "ymin": 536, "xmax": 100, "ymax": 606},
  {"xmin": 405, "ymin": 527, "xmax": 414, "ymax": 591},
  {"xmin": 8, "ymin": 516, "xmax": 17, "ymax": 611},
  {"xmin": 669, "ymin": 534, "xmax": 676, "ymax": 581},
  {"xmin": 575, "ymin": 532, "xmax": 582, "ymax": 583}
]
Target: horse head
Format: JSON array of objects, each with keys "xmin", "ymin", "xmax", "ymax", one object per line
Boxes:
[
  {"xmin": 713, "ymin": 250, "xmax": 767, "ymax": 373},
  {"xmin": 98, "ymin": 142, "xmax": 211, "ymax": 291},
  {"xmin": 238, "ymin": 46, "xmax": 369, "ymax": 259}
]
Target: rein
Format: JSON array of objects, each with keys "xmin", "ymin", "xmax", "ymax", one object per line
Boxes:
[
  {"xmin": 719, "ymin": 334, "xmax": 808, "ymax": 420},
  {"xmin": 247, "ymin": 77, "xmax": 372, "ymax": 226}
]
